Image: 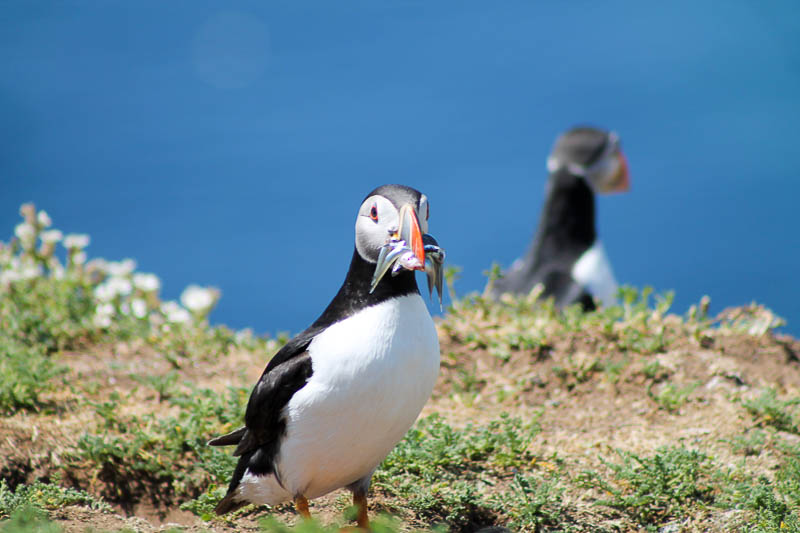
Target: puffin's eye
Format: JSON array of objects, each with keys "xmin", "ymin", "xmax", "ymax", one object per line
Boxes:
[{"xmin": 369, "ymin": 205, "xmax": 379, "ymax": 222}]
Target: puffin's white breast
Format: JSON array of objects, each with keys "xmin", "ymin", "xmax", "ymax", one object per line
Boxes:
[
  {"xmin": 571, "ymin": 240, "xmax": 618, "ymax": 307},
  {"xmin": 274, "ymin": 293, "xmax": 439, "ymax": 500}
]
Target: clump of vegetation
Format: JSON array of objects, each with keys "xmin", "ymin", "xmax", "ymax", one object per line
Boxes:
[
  {"xmin": 648, "ymin": 381, "xmax": 700, "ymax": 413},
  {"xmin": 742, "ymin": 388, "xmax": 800, "ymax": 434},
  {"xmin": 0, "ymin": 204, "xmax": 231, "ymax": 415},
  {"xmin": 374, "ymin": 413, "xmax": 542, "ymax": 531},
  {"xmin": 258, "ymin": 514, "xmax": 437, "ymax": 533},
  {"xmin": 579, "ymin": 446, "xmax": 715, "ymax": 527},
  {"xmin": 496, "ymin": 472, "xmax": 565, "ymax": 531},
  {"xmin": 725, "ymin": 429, "xmax": 767, "ymax": 456},
  {"xmin": 716, "ymin": 466, "xmax": 800, "ymax": 532},
  {"xmin": 581, "ymin": 443, "xmax": 800, "ymax": 532},
  {"xmin": 0, "ymin": 478, "xmax": 111, "ymax": 518},
  {"xmin": 0, "ymin": 337, "xmax": 66, "ymax": 415},
  {"xmin": 70, "ymin": 383, "xmax": 248, "ymax": 507},
  {"xmin": 0, "ymin": 506, "xmax": 63, "ymax": 533},
  {"xmin": 0, "ymin": 205, "xmax": 280, "ymax": 521}
]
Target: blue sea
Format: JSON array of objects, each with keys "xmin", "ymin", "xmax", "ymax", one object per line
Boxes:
[{"xmin": 2, "ymin": 2, "xmax": 799, "ymax": 335}]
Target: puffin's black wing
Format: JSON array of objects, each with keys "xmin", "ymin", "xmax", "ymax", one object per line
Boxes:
[
  {"xmin": 490, "ymin": 259, "xmax": 533, "ymax": 296},
  {"xmin": 208, "ymin": 328, "xmax": 318, "ymax": 515},
  {"xmin": 209, "ymin": 328, "xmax": 319, "ymax": 453},
  {"xmin": 491, "ymin": 265, "xmax": 595, "ymax": 312}
]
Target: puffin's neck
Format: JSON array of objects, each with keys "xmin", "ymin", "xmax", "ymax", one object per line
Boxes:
[
  {"xmin": 526, "ymin": 169, "xmax": 597, "ymax": 267},
  {"xmin": 312, "ymin": 248, "xmax": 420, "ymax": 329}
]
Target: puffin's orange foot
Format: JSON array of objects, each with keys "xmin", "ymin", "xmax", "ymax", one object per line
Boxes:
[
  {"xmin": 354, "ymin": 492, "xmax": 370, "ymax": 530},
  {"xmin": 294, "ymin": 495, "xmax": 311, "ymax": 520}
]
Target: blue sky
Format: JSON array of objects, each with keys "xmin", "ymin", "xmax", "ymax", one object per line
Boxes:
[{"xmin": 2, "ymin": 2, "xmax": 799, "ymax": 334}]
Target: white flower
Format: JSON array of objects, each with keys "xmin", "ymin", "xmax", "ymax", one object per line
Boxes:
[
  {"xmin": 64, "ymin": 234, "xmax": 90, "ymax": 250},
  {"xmin": 107, "ymin": 259, "xmax": 136, "ymax": 277},
  {"xmin": 108, "ymin": 277, "xmax": 132, "ymax": 296},
  {"xmin": 93, "ymin": 303, "xmax": 114, "ymax": 328},
  {"xmin": 22, "ymin": 264, "xmax": 42, "ymax": 279},
  {"xmin": 40, "ymin": 229, "xmax": 63, "ymax": 244},
  {"xmin": 19, "ymin": 203, "xmax": 35, "ymax": 221},
  {"xmin": 14, "ymin": 223, "xmax": 36, "ymax": 248},
  {"xmin": 0, "ymin": 269, "xmax": 21, "ymax": 285},
  {"xmin": 161, "ymin": 301, "xmax": 191, "ymax": 324},
  {"xmin": 85, "ymin": 258, "xmax": 108, "ymax": 273},
  {"xmin": 180, "ymin": 285, "xmax": 219, "ymax": 313},
  {"xmin": 8, "ymin": 261, "xmax": 43, "ymax": 281},
  {"xmin": 235, "ymin": 328, "xmax": 255, "ymax": 346},
  {"xmin": 94, "ymin": 314, "xmax": 112, "ymax": 328},
  {"xmin": 94, "ymin": 283, "xmax": 115, "ymax": 302},
  {"xmin": 94, "ymin": 277, "xmax": 132, "ymax": 301},
  {"xmin": 37, "ymin": 211, "xmax": 52, "ymax": 228},
  {"xmin": 131, "ymin": 298, "xmax": 147, "ymax": 318},
  {"xmin": 133, "ymin": 273, "xmax": 161, "ymax": 293},
  {"xmin": 72, "ymin": 251, "xmax": 87, "ymax": 266}
]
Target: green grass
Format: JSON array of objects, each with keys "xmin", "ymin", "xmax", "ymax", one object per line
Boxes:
[
  {"xmin": 580, "ymin": 443, "xmax": 800, "ymax": 532},
  {"xmin": 0, "ymin": 479, "xmax": 111, "ymax": 519},
  {"xmin": 724, "ymin": 429, "xmax": 767, "ymax": 456},
  {"xmin": 579, "ymin": 446, "xmax": 715, "ymax": 528},
  {"xmin": 647, "ymin": 381, "xmax": 699, "ymax": 413},
  {"xmin": 71, "ymin": 383, "xmax": 247, "ymax": 505},
  {"xmin": 775, "ymin": 441, "xmax": 800, "ymax": 509},
  {"xmin": 0, "ymin": 506, "xmax": 63, "ymax": 533},
  {"xmin": 0, "ymin": 337, "xmax": 66, "ymax": 415},
  {"xmin": 378, "ymin": 412, "xmax": 540, "ymax": 480},
  {"xmin": 715, "ymin": 469, "xmax": 799, "ymax": 532},
  {"xmin": 258, "ymin": 514, "xmax": 442, "ymax": 533},
  {"xmin": 496, "ymin": 472, "xmax": 565, "ymax": 531},
  {"xmin": 0, "ymin": 276, "xmax": 98, "ymax": 355},
  {"xmin": 373, "ymin": 413, "xmax": 544, "ymax": 531},
  {"xmin": 742, "ymin": 388, "xmax": 800, "ymax": 434},
  {"xmin": 642, "ymin": 359, "xmax": 667, "ymax": 381}
]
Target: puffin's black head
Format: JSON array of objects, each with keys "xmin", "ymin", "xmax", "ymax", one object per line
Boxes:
[
  {"xmin": 355, "ymin": 184, "xmax": 429, "ymax": 266},
  {"xmin": 547, "ymin": 126, "xmax": 630, "ymax": 194},
  {"xmin": 354, "ymin": 184, "xmax": 445, "ymax": 304}
]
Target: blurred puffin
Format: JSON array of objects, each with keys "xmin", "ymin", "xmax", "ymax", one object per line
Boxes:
[
  {"xmin": 490, "ymin": 126, "xmax": 630, "ymax": 310},
  {"xmin": 208, "ymin": 184, "xmax": 446, "ymax": 528}
]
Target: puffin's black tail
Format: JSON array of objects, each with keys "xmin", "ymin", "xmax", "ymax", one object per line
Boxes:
[
  {"xmin": 208, "ymin": 426, "xmax": 251, "ymax": 515},
  {"xmin": 214, "ymin": 490, "xmax": 249, "ymax": 515},
  {"xmin": 207, "ymin": 426, "xmax": 247, "ymax": 447}
]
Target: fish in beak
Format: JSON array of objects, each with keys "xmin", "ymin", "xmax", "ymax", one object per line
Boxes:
[
  {"xmin": 370, "ymin": 204, "xmax": 446, "ymax": 308},
  {"xmin": 422, "ymin": 233, "xmax": 446, "ymax": 310}
]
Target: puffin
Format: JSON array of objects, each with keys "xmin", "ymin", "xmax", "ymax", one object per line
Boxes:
[
  {"xmin": 489, "ymin": 126, "xmax": 630, "ymax": 310},
  {"xmin": 208, "ymin": 184, "xmax": 446, "ymax": 528}
]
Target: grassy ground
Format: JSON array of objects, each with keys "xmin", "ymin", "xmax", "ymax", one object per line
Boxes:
[{"xmin": 2, "ymin": 206, "xmax": 799, "ymax": 532}]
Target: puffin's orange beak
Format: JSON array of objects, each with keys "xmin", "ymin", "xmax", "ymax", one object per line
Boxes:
[
  {"xmin": 396, "ymin": 204, "xmax": 425, "ymax": 269},
  {"xmin": 612, "ymin": 151, "xmax": 630, "ymax": 193}
]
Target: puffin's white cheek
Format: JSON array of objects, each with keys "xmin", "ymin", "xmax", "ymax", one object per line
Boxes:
[{"xmin": 354, "ymin": 218, "xmax": 383, "ymax": 263}]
